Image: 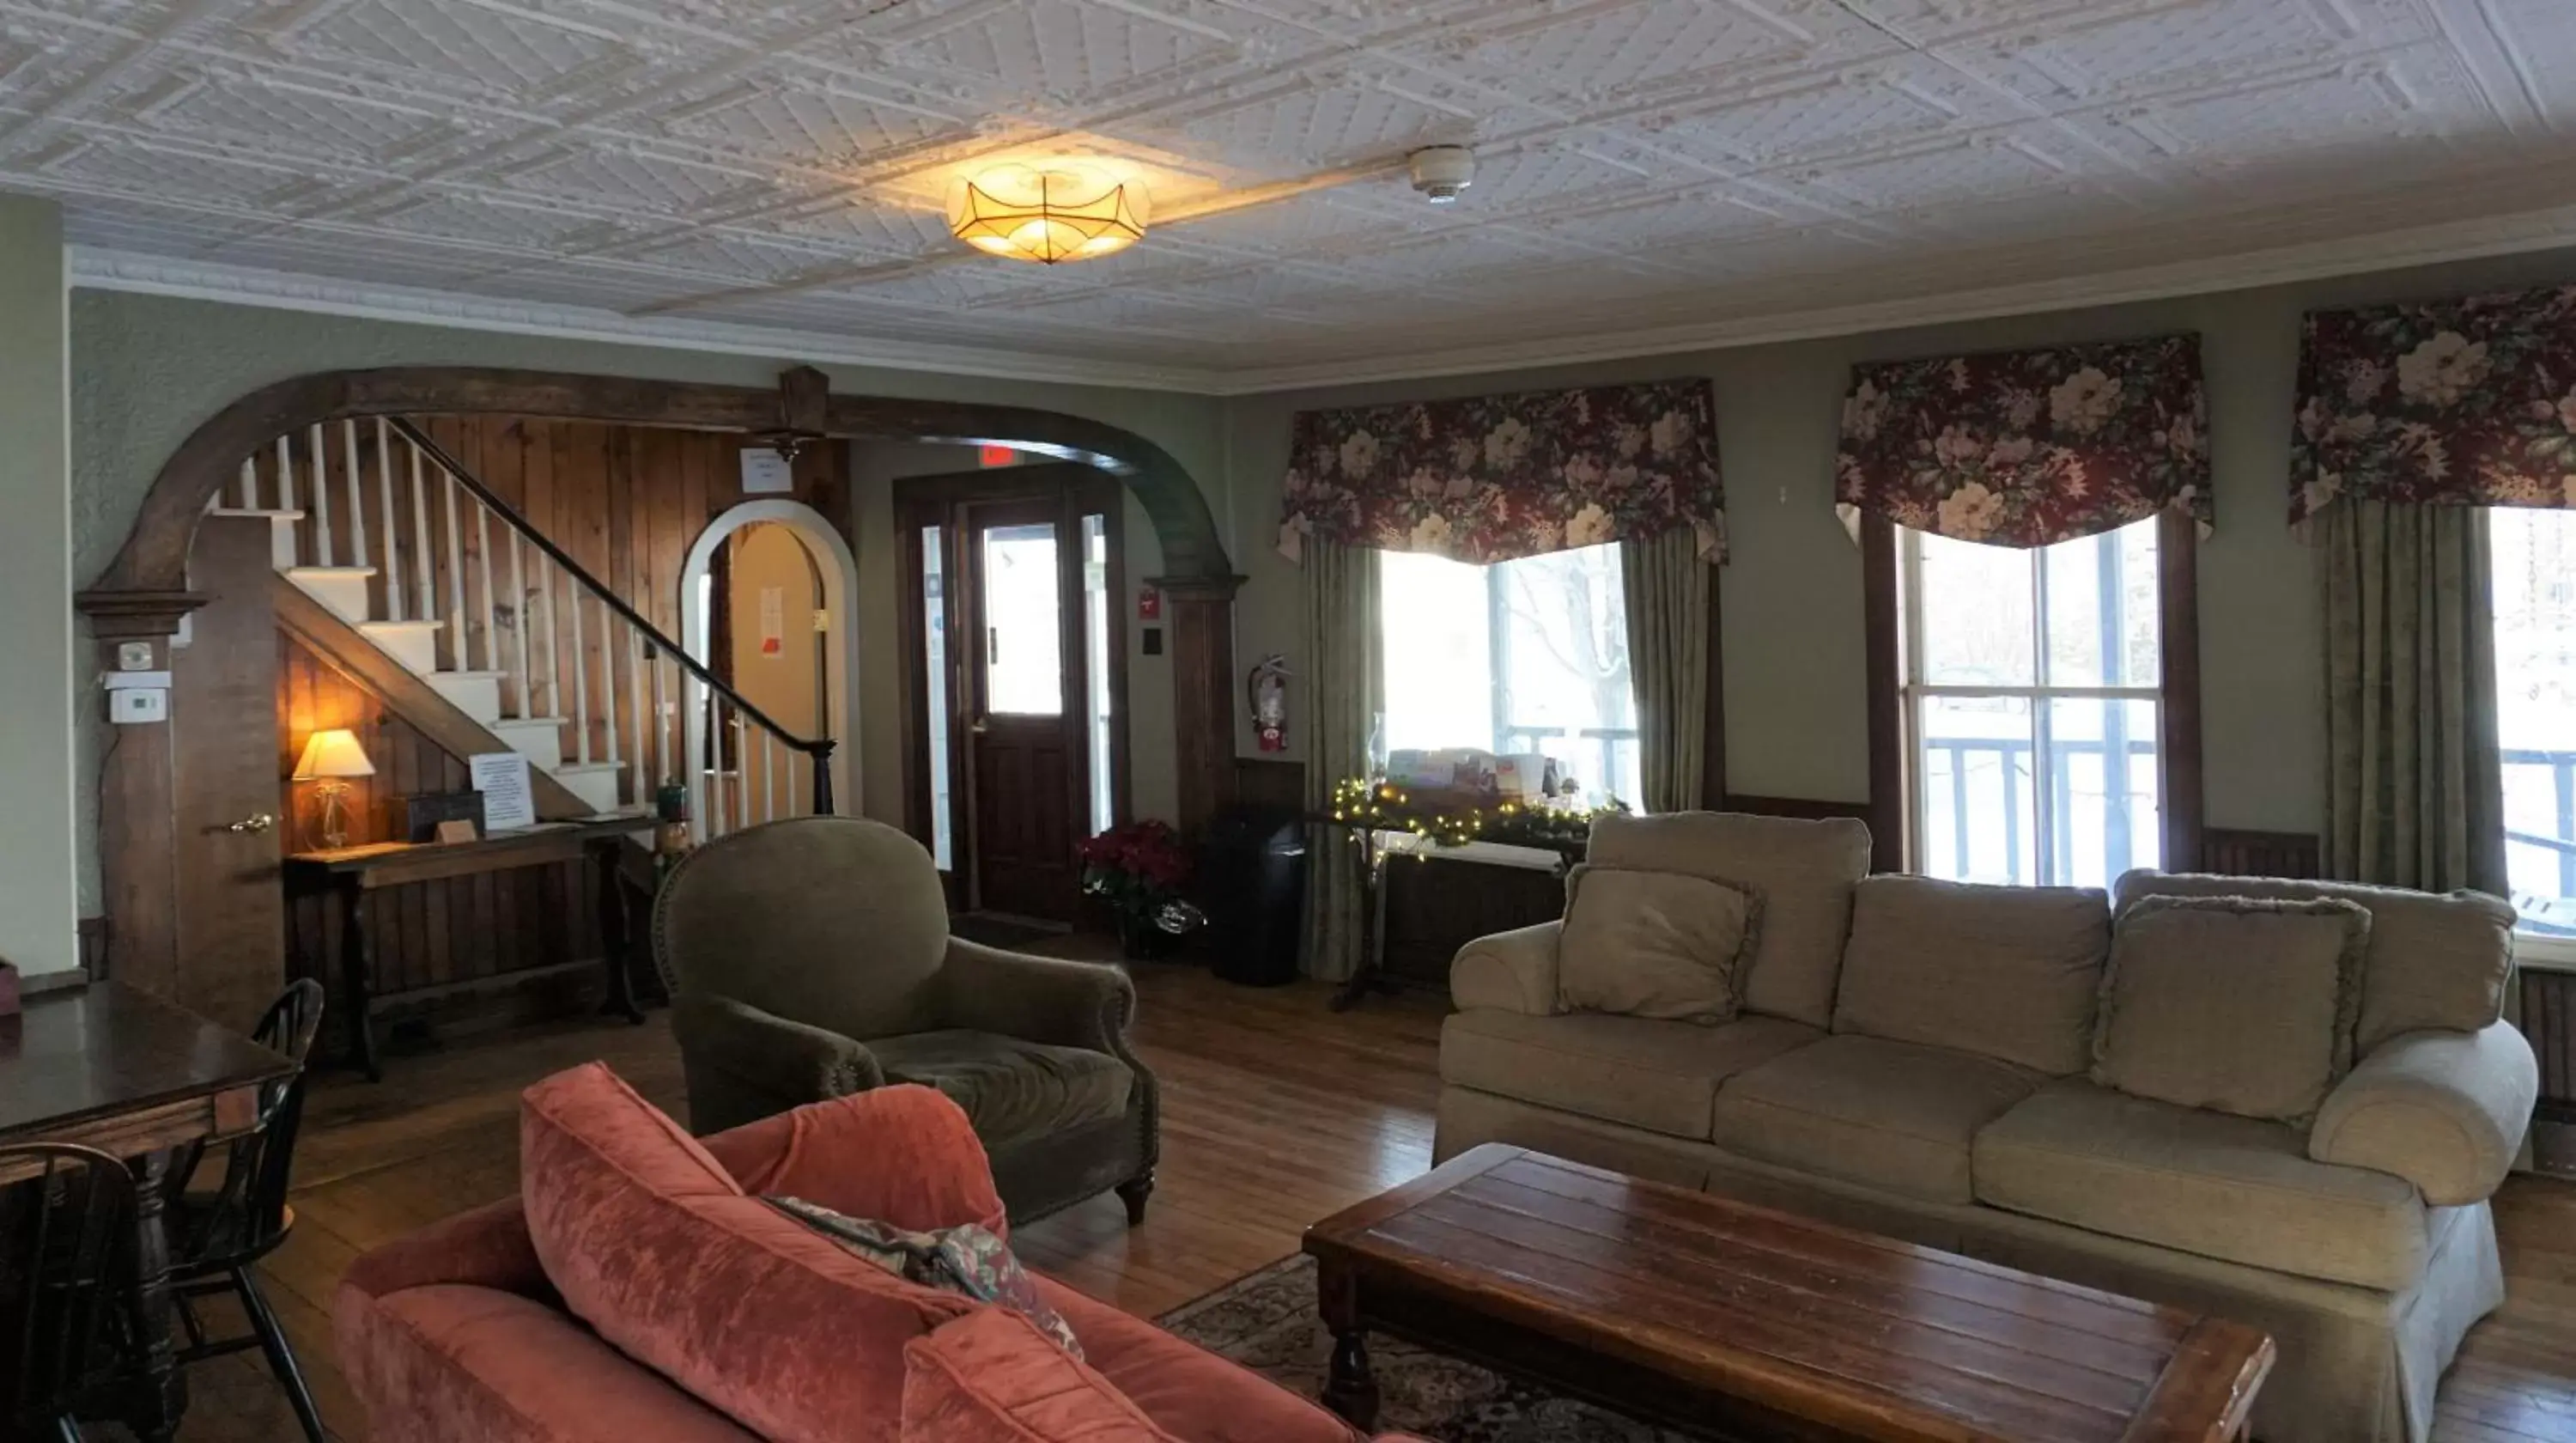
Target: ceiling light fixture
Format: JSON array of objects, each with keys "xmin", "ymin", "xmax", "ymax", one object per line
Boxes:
[{"xmin": 947, "ymin": 165, "xmax": 1149, "ymax": 264}]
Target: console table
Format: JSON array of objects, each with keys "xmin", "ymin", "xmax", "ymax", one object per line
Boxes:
[
  {"xmin": 283, "ymin": 818, "xmax": 653, "ymax": 1080},
  {"xmin": 1328, "ymin": 828, "xmax": 1573, "ymax": 1011}
]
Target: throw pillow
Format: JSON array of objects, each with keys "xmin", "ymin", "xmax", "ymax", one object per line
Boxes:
[
  {"xmin": 2092, "ymin": 896, "xmax": 2371, "ymax": 1125},
  {"xmin": 901, "ymin": 1307, "xmax": 1182, "ymax": 1443},
  {"xmin": 1832, "ymin": 874, "xmax": 2110, "ymax": 1075},
  {"xmin": 767, "ymin": 1196, "xmax": 1080, "ymax": 1356},
  {"xmin": 1557, "ymin": 863, "xmax": 1758, "ymax": 1024},
  {"xmin": 520, "ymin": 1062, "xmax": 973, "ymax": 1443}
]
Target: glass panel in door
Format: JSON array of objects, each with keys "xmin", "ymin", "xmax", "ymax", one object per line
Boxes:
[{"xmin": 981, "ymin": 522, "xmax": 1063, "ymax": 716}]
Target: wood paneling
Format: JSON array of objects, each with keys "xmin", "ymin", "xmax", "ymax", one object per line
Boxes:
[
  {"xmin": 1380, "ymin": 858, "xmax": 1564, "ymax": 989},
  {"xmin": 276, "ymin": 631, "xmax": 603, "ymax": 1038},
  {"xmin": 2199, "ymin": 828, "xmax": 2323, "ymax": 879},
  {"xmin": 170, "ymin": 517, "xmax": 289, "ymax": 1033},
  {"xmin": 1234, "ymin": 758, "xmax": 1305, "ymax": 811}
]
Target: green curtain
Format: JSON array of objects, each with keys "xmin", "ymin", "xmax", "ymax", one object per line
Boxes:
[
  {"xmin": 1301, "ymin": 539, "xmax": 1382, "ymax": 982},
  {"xmin": 1619, "ymin": 528, "xmax": 1712, "ymax": 813},
  {"xmin": 2320, "ymin": 499, "xmax": 2507, "ymax": 894}
]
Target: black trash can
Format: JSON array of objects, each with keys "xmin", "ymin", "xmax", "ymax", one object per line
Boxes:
[{"xmin": 1196, "ymin": 804, "xmax": 1309, "ymax": 986}]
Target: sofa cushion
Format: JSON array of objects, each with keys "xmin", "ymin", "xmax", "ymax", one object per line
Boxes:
[
  {"xmin": 1036, "ymin": 1278, "xmax": 1369, "ymax": 1443},
  {"xmin": 520, "ymin": 1062, "xmax": 973, "ymax": 1443},
  {"xmin": 1709, "ymin": 1034, "xmax": 2042, "ymax": 1203},
  {"xmin": 873, "ymin": 1031, "xmax": 1133, "ymax": 1145},
  {"xmin": 1586, "ymin": 812, "xmax": 1871, "ymax": 1028},
  {"xmin": 901, "ymin": 1307, "xmax": 1179, "ymax": 1443},
  {"xmin": 1832, "ymin": 875, "xmax": 2109, "ymax": 1075},
  {"xmin": 2093, "ymin": 896, "xmax": 2369, "ymax": 1124},
  {"xmin": 1975, "ymin": 1079, "xmax": 2429, "ymax": 1291},
  {"xmin": 1441, "ymin": 1010, "xmax": 1820, "ymax": 1140},
  {"xmin": 2115, "ymin": 869, "xmax": 2516, "ymax": 1053},
  {"xmin": 1558, "ymin": 865, "xmax": 1755, "ymax": 1024}
]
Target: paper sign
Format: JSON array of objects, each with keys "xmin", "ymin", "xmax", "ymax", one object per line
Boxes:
[
  {"xmin": 470, "ymin": 752, "xmax": 538, "ymax": 832},
  {"xmin": 759, "ymin": 586, "xmax": 785, "ymax": 657},
  {"xmin": 739, "ymin": 448, "xmax": 794, "ymax": 495}
]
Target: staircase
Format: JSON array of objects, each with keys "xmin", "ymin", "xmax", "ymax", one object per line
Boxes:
[{"xmin": 216, "ymin": 417, "xmax": 835, "ymax": 834}]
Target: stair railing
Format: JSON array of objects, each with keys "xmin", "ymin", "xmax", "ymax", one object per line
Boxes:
[{"xmin": 222, "ymin": 416, "xmax": 836, "ymax": 836}]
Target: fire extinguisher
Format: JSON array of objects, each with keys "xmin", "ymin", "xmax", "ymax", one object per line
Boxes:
[{"xmin": 1248, "ymin": 654, "xmax": 1291, "ymax": 753}]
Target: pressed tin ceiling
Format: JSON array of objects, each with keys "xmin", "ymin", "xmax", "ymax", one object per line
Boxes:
[{"xmin": 9, "ymin": 0, "xmax": 2576, "ymax": 390}]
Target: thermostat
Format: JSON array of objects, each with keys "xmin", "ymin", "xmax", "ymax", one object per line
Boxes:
[{"xmin": 110, "ymin": 688, "xmax": 167, "ymax": 725}]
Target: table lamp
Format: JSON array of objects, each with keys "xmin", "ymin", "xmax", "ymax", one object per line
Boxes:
[{"xmin": 294, "ymin": 727, "xmax": 375, "ymax": 850}]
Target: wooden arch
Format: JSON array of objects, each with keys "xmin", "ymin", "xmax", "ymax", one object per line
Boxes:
[{"xmin": 80, "ymin": 365, "xmax": 1241, "ymax": 819}]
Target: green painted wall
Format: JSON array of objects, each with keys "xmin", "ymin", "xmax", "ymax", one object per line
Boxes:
[
  {"xmin": 1, "ymin": 198, "xmax": 76, "ymax": 975},
  {"xmin": 1223, "ymin": 243, "xmax": 2576, "ymax": 837},
  {"xmin": 68, "ymin": 290, "xmax": 1227, "ymax": 912}
]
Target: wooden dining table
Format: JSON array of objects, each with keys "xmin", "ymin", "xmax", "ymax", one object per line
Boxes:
[{"xmin": 0, "ymin": 979, "xmax": 297, "ymax": 1440}]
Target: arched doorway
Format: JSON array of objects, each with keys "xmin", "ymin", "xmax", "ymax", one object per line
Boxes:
[{"xmin": 678, "ymin": 500, "xmax": 864, "ymax": 839}]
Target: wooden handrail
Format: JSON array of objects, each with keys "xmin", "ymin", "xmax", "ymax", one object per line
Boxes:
[{"xmin": 381, "ymin": 417, "xmax": 836, "ymax": 813}]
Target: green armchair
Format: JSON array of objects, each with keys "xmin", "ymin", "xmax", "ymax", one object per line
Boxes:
[{"xmin": 650, "ymin": 816, "xmax": 1157, "ymax": 1226}]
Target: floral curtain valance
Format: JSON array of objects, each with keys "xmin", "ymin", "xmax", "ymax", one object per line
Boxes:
[
  {"xmin": 2290, "ymin": 285, "xmax": 2576, "ymax": 526},
  {"xmin": 1834, "ymin": 334, "xmax": 2211, "ymax": 548},
  {"xmin": 1276, "ymin": 379, "xmax": 1726, "ymax": 565}
]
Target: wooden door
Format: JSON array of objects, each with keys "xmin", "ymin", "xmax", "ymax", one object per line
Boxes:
[
  {"xmin": 170, "ymin": 516, "xmax": 288, "ymax": 1032},
  {"xmin": 963, "ymin": 500, "xmax": 1084, "ymax": 921}
]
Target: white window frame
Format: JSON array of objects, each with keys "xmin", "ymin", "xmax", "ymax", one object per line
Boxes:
[
  {"xmin": 1899, "ymin": 523, "xmax": 2166, "ymax": 887},
  {"xmin": 2489, "ymin": 508, "xmax": 2576, "ymax": 971}
]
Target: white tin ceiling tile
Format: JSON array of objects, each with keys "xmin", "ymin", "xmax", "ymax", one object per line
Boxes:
[
  {"xmin": 653, "ymin": 82, "xmax": 969, "ymax": 168},
  {"xmin": 884, "ymin": 0, "xmax": 1244, "ymax": 100},
  {"xmin": 33, "ymin": 133, "xmax": 327, "ymax": 208},
  {"xmin": 1408, "ymin": 0, "xmax": 1866, "ymax": 103},
  {"xmin": 266, "ymin": 0, "xmax": 635, "ymax": 102},
  {"xmin": 358, "ymin": 191, "xmax": 630, "ymax": 252},
  {"xmin": 503, "ymin": 145, "xmax": 783, "ymax": 217},
  {"xmin": 615, "ymin": 232, "xmax": 864, "ymax": 284},
  {"xmin": 2136, "ymin": 66, "xmax": 2464, "ymax": 157},
  {"xmin": 126, "ymin": 73, "xmax": 453, "ymax": 160}
]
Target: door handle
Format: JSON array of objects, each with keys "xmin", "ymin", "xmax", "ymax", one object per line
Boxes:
[
  {"xmin": 226, "ymin": 813, "xmax": 277, "ymax": 835},
  {"xmin": 970, "ymin": 719, "xmax": 990, "ymax": 735}
]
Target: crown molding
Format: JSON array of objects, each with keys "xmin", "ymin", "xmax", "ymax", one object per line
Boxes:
[
  {"xmin": 70, "ymin": 203, "xmax": 2576, "ymax": 403},
  {"xmin": 64, "ymin": 248, "xmax": 1224, "ymax": 395}
]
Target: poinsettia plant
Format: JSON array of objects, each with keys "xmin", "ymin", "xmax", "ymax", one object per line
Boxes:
[{"xmin": 1078, "ymin": 819, "xmax": 1194, "ymax": 926}]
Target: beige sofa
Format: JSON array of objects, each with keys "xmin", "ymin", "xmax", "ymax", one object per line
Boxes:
[{"xmin": 1436, "ymin": 812, "xmax": 2537, "ymax": 1443}]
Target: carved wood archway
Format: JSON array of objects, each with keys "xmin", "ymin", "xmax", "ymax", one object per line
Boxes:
[{"xmin": 78, "ymin": 367, "xmax": 1243, "ymax": 1003}]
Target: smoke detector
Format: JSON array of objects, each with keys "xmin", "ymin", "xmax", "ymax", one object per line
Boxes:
[{"xmin": 1406, "ymin": 145, "xmax": 1474, "ymax": 204}]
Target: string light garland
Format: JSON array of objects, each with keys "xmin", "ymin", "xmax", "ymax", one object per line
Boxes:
[{"xmin": 1327, "ymin": 776, "xmax": 1625, "ymax": 855}]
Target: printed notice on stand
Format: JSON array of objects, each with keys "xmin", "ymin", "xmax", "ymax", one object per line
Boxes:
[
  {"xmin": 739, "ymin": 447, "xmax": 794, "ymax": 495},
  {"xmin": 470, "ymin": 752, "xmax": 538, "ymax": 833}
]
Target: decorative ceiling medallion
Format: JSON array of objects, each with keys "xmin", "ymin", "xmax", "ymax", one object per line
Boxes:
[{"xmin": 945, "ymin": 165, "xmax": 1149, "ymax": 264}]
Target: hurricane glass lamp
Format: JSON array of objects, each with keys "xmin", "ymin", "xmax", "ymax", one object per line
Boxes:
[{"xmin": 947, "ymin": 166, "xmax": 1148, "ymax": 264}]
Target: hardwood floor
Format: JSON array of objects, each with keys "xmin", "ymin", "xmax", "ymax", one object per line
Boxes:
[{"xmin": 177, "ymin": 962, "xmax": 2576, "ymax": 1442}]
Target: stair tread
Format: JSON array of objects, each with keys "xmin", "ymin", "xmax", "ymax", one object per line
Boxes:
[
  {"xmin": 359, "ymin": 618, "xmax": 443, "ymax": 631},
  {"xmin": 210, "ymin": 507, "xmax": 306, "ymax": 519},
  {"xmin": 491, "ymin": 715, "xmax": 568, "ymax": 728},
  {"xmin": 429, "ymin": 670, "xmax": 507, "ymax": 681},
  {"xmin": 552, "ymin": 762, "xmax": 624, "ymax": 775},
  {"xmin": 286, "ymin": 564, "xmax": 378, "ymax": 576}
]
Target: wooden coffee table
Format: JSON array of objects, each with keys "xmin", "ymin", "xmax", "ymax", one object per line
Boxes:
[{"xmin": 1303, "ymin": 1145, "xmax": 2273, "ymax": 1443}]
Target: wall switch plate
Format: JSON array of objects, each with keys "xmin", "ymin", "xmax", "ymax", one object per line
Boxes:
[
  {"xmin": 111, "ymin": 688, "xmax": 167, "ymax": 724},
  {"xmin": 117, "ymin": 641, "xmax": 155, "ymax": 671},
  {"xmin": 1142, "ymin": 627, "xmax": 1163, "ymax": 656}
]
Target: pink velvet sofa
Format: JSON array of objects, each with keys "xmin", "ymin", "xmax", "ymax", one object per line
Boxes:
[{"xmin": 334, "ymin": 1075, "xmax": 1411, "ymax": 1443}]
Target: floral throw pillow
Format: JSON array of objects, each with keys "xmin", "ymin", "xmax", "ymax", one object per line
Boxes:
[{"xmin": 765, "ymin": 1196, "xmax": 1082, "ymax": 1358}]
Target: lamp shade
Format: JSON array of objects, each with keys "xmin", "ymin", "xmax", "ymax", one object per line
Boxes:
[
  {"xmin": 293, "ymin": 728, "xmax": 375, "ymax": 781},
  {"xmin": 947, "ymin": 166, "xmax": 1147, "ymax": 264}
]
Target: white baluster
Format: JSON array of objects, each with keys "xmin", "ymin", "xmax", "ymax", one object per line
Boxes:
[
  {"xmin": 409, "ymin": 441, "xmax": 434, "ymax": 625},
  {"xmin": 763, "ymin": 733, "xmax": 779, "ymax": 825},
  {"xmin": 476, "ymin": 501, "xmax": 497, "ymax": 673},
  {"xmin": 443, "ymin": 468, "xmax": 466, "ymax": 672},
  {"xmin": 598, "ymin": 601, "xmax": 621, "ymax": 776},
  {"xmin": 309, "ymin": 424, "xmax": 334, "ymax": 567},
  {"xmin": 732, "ymin": 715, "xmax": 749, "ymax": 833},
  {"xmin": 704, "ymin": 693, "xmax": 724, "ymax": 838},
  {"xmin": 375, "ymin": 419, "xmax": 402, "ymax": 621},
  {"xmin": 629, "ymin": 627, "xmax": 647, "ymax": 805},
  {"xmin": 510, "ymin": 532, "xmax": 531, "ymax": 719},
  {"xmin": 538, "ymin": 552, "xmax": 562, "ymax": 720},
  {"xmin": 650, "ymin": 648, "xmax": 668, "ymax": 805},
  {"xmin": 688, "ymin": 673, "xmax": 708, "ymax": 843},
  {"xmin": 237, "ymin": 458, "xmax": 255, "ymax": 510},
  {"xmin": 343, "ymin": 420, "xmax": 368, "ymax": 573},
  {"xmin": 276, "ymin": 435, "xmax": 296, "ymax": 513},
  {"xmin": 570, "ymin": 587, "xmax": 592, "ymax": 765}
]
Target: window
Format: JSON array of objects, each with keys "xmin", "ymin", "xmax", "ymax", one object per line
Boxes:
[
  {"xmin": 1378, "ymin": 543, "xmax": 1641, "ymax": 807},
  {"xmin": 1895, "ymin": 516, "xmax": 2174, "ymax": 888},
  {"xmin": 2492, "ymin": 508, "xmax": 2576, "ymax": 951}
]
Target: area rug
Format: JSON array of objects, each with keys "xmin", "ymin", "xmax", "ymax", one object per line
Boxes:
[{"xmin": 1155, "ymin": 1253, "xmax": 1693, "ymax": 1441}]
